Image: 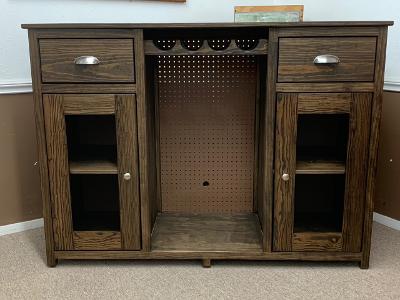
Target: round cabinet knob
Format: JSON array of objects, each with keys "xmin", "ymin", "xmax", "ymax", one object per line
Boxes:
[
  {"xmin": 123, "ymin": 172, "xmax": 131, "ymax": 181},
  {"xmin": 331, "ymin": 237, "xmax": 338, "ymax": 243},
  {"xmin": 282, "ymin": 173, "xmax": 290, "ymax": 181}
]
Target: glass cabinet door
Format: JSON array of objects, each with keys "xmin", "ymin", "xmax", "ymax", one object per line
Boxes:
[
  {"xmin": 273, "ymin": 93, "xmax": 372, "ymax": 252},
  {"xmin": 43, "ymin": 94, "xmax": 141, "ymax": 250}
]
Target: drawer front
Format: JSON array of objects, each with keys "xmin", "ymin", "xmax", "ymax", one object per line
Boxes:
[
  {"xmin": 40, "ymin": 39, "xmax": 135, "ymax": 83},
  {"xmin": 278, "ymin": 37, "xmax": 376, "ymax": 82}
]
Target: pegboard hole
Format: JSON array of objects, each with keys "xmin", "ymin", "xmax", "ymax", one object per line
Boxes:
[
  {"xmin": 153, "ymin": 39, "xmax": 176, "ymax": 50},
  {"xmin": 202, "ymin": 181, "xmax": 210, "ymax": 187},
  {"xmin": 207, "ymin": 39, "xmax": 231, "ymax": 51},
  {"xmin": 235, "ymin": 39, "xmax": 259, "ymax": 51},
  {"xmin": 181, "ymin": 39, "xmax": 204, "ymax": 51}
]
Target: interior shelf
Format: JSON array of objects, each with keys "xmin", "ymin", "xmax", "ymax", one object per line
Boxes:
[
  {"xmin": 296, "ymin": 161, "xmax": 346, "ymax": 175},
  {"xmin": 151, "ymin": 213, "xmax": 263, "ymax": 252},
  {"xmin": 69, "ymin": 160, "xmax": 118, "ymax": 175},
  {"xmin": 144, "ymin": 38, "xmax": 268, "ymax": 55}
]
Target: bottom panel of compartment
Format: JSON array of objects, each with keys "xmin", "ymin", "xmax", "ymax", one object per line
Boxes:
[{"xmin": 151, "ymin": 213, "xmax": 263, "ymax": 252}]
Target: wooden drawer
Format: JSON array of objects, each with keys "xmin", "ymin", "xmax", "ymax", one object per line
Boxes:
[
  {"xmin": 278, "ymin": 37, "xmax": 376, "ymax": 82},
  {"xmin": 39, "ymin": 39, "xmax": 135, "ymax": 83}
]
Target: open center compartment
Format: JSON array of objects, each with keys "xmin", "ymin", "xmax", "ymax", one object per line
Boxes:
[{"xmin": 144, "ymin": 28, "xmax": 268, "ymax": 252}]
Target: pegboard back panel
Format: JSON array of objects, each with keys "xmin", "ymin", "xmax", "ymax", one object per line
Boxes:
[{"xmin": 157, "ymin": 55, "xmax": 257, "ymax": 213}]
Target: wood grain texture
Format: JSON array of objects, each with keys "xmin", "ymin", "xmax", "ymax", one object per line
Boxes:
[
  {"xmin": 276, "ymin": 82, "xmax": 375, "ymax": 93},
  {"xmin": 42, "ymin": 83, "xmax": 136, "ymax": 94},
  {"xmin": 145, "ymin": 57, "xmax": 159, "ymax": 229},
  {"xmin": 55, "ymin": 250, "xmax": 362, "ymax": 261},
  {"xmin": 278, "ymin": 37, "xmax": 377, "ymax": 82},
  {"xmin": 277, "ymin": 26, "xmax": 382, "ymax": 37},
  {"xmin": 28, "ymin": 30, "xmax": 57, "ymax": 267},
  {"xmin": 43, "ymin": 94, "xmax": 74, "ymax": 250},
  {"xmin": 261, "ymin": 27, "xmax": 278, "ymax": 251},
  {"xmin": 116, "ymin": 94, "xmax": 141, "ymax": 250},
  {"xmin": 22, "ymin": 21, "xmax": 394, "ymax": 30},
  {"xmin": 69, "ymin": 160, "xmax": 118, "ymax": 174},
  {"xmin": 134, "ymin": 29, "xmax": 151, "ymax": 251},
  {"xmin": 62, "ymin": 94, "xmax": 116, "ymax": 115},
  {"xmin": 296, "ymin": 161, "xmax": 345, "ymax": 175},
  {"xmin": 361, "ymin": 27, "xmax": 388, "ymax": 269},
  {"xmin": 31, "ymin": 28, "xmax": 137, "ymax": 39},
  {"xmin": 144, "ymin": 39, "xmax": 267, "ymax": 55},
  {"xmin": 202, "ymin": 258, "xmax": 211, "ymax": 268},
  {"xmin": 40, "ymin": 39, "xmax": 135, "ymax": 83},
  {"xmin": 342, "ymin": 93, "xmax": 372, "ymax": 252},
  {"xmin": 292, "ymin": 232, "xmax": 342, "ymax": 252},
  {"xmin": 273, "ymin": 93, "xmax": 298, "ymax": 251},
  {"xmin": 151, "ymin": 214, "xmax": 263, "ymax": 252},
  {"xmin": 73, "ymin": 231, "xmax": 121, "ymax": 250},
  {"xmin": 297, "ymin": 93, "xmax": 351, "ymax": 114}
]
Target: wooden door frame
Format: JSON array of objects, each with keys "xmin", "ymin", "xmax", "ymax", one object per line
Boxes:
[
  {"xmin": 43, "ymin": 94, "xmax": 141, "ymax": 250},
  {"xmin": 273, "ymin": 92, "xmax": 372, "ymax": 252}
]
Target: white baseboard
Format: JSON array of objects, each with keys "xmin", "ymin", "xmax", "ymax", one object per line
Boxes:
[
  {"xmin": 0, "ymin": 81, "xmax": 33, "ymax": 94},
  {"xmin": 0, "ymin": 218, "xmax": 44, "ymax": 236},
  {"xmin": 0, "ymin": 213, "xmax": 398, "ymax": 237},
  {"xmin": 373, "ymin": 212, "xmax": 400, "ymax": 231},
  {"xmin": 384, "ymin": 80, "xmax": 400, "ymax": 92}
]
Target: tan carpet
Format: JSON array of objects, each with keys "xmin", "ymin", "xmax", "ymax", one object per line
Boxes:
[{"xmin": 0, "ymin": 222, "xmax": 399, "ymax": 299}]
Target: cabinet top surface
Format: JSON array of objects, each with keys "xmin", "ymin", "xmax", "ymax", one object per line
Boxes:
[{"xmin": 21, "ymin": 21, "xmax": 393, "ymax": 29}]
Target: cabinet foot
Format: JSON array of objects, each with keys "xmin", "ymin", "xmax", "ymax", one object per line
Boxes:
[
  {"xmin": 47, "ymin": 256, "xmax": 58, "ymax": 268},
  {"xmin": 202, "ymin": 258, "xmax": 211, "ymax": 268},
  {"xmin": 359, "ymin": 259, "xmax": 369, "ymax": 269}
]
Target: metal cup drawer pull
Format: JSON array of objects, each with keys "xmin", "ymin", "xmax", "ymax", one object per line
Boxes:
[
  {"xmin": 74, "ymin": 56, "xmax": 100, "ymax": 65},
  {"xmin": 313, "ymin": 54, "xmax": 340, "ymax": 65}
]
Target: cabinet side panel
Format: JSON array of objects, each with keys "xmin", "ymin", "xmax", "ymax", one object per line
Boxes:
[
  {"xmin": 273, "ymin": 93, "xmax": 298, "ymax": 251},
  {"xmin": 116, "ymin": 94, "xmax": 142, "ymax": 250},
  {"xmin": 361, "ymin": 27, "xmax": 388, "ymax": 268},
  {"xmin": 43, "ymin": 94, "xmax": 74, "ymax": 250},
  {"xmin": 145, "ymin": 57, "xmax": 159, "ymax": 230},
  {"xmin": 28, "ymin": 30, "xmax": 57, "ymax": 266},
  {"xmin": 260, "ymin": 28, "xmax": 279, "ymax": 251},
  {"xmin": 134, "ymin": 29, "xmax": 152, "ymax": 251}
]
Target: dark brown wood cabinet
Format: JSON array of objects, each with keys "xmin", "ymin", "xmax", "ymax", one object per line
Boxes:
[
  {"xmin": 22, "ymin": 21, "xmax": 392, "ymax": 268},
  {"xmin": 43, "ymin": 94, "xmax": 141, "ymax": 250}
]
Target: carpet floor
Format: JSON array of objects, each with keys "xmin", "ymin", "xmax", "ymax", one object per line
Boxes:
[{"xmin": 0, "ymin": 222, "xmax": 399, "ymax": 299}]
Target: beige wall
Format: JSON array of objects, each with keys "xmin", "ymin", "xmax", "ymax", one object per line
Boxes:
[
  {"xmin": 0, "ymin": 91, "xmax": 399, "ymax": 226},
  {"xmin": 375, "ymin": 91, "xmax": 400, "ymax": 220},
  {"xmin": 0, "ymin": 93, "xmax": 42, "ymax": 226}
]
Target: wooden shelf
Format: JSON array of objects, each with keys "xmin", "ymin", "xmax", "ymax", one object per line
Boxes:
[
  {"xmin": 151, "ymin": 213, "xmax": 263, "ymax": 252},
  {"xmin": 296, "ymin": 161, "xmax": 346, "ymax": 175},
  {"xmin": 69, "ymin": 160, "xmax": 118, "ymax": 175},
  {"xmin": 144, "ymin": 39, "xmax": 268, "ymax": 55}
]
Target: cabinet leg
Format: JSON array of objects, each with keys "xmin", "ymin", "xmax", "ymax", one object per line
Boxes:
[
  {"xmin": 47, "ymin": 255, "xmax": 58, "ymax": 268},
  {"xmin": 202, "ymin": 258, "xmax": 211, "ymax": 268},
  {"xmin": 359, "ymin": 258, "xmax": 369, "ymax": 269}
]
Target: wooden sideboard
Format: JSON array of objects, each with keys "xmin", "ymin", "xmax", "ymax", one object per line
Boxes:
[{"xmin": 22, "ymin": 22, "xmax": 393, "ymax": 268}]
